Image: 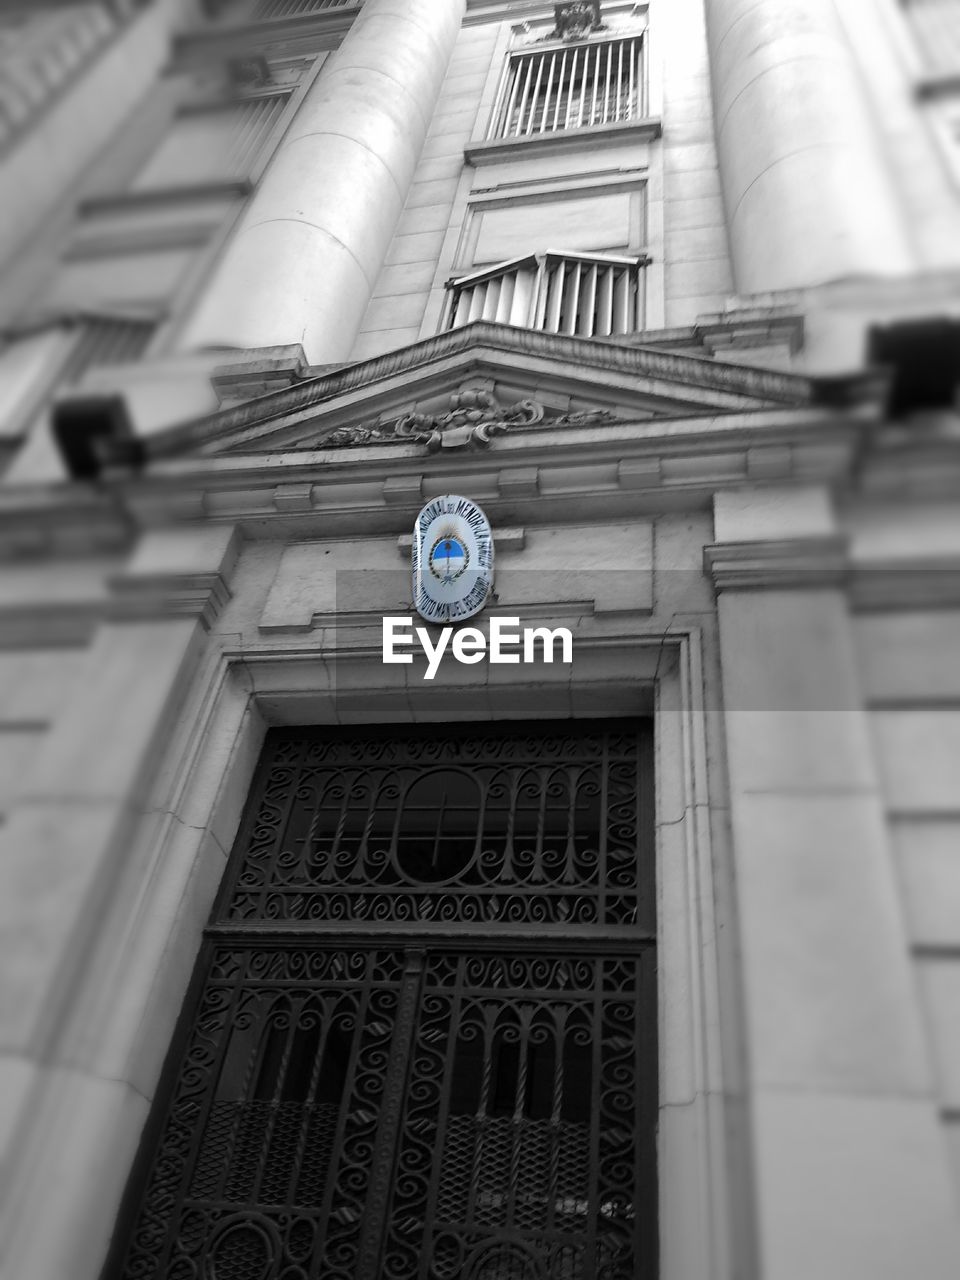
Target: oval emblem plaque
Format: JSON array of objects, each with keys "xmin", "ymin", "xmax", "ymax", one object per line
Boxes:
[{"xmin": 412, "ymin": 495, "xmax": 494, "ymax": 624}]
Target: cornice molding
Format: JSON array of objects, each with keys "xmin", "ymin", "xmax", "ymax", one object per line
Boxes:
[
  {"xmin": 703, "ymin": 537, "xmax": 849, "ymax": 591},
  {"xmin": 133, "ymin": 323, "xmax": 819, "ymax": 463},
  {"xmin": 107, "ymin": 570, "xmax": 232, "ymax": 630}
]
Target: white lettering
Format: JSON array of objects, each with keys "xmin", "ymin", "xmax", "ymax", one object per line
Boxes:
[
  {"xmin": 452, "ymin": 627, "xmax": 486, "ymax": 664},
  {"xmin": 382, "ymin": 616, "xmax": 413, "ymax": 663},
  {"xmin": 523, "ymin": 625, "xmax": 573, "ymax": 664},
  {"xmin": 417, "ymin": 625, "xmax": 451, "ymax": 681},
  {"xmin": 488, "ymin": 616, "xmax": 521, "ymax": 663},
  {"xmin": 382, "ymin": 618, "xmax": 574, "ymax": 678}
]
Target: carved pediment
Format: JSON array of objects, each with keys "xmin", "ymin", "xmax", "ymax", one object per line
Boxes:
[
  {"xmin": 123, "ymin": 323, "xmax": 828, "ymax": 466},
  {"xmin": 319, "ymin": 387, "xmax": 618, "ymax": 453}
]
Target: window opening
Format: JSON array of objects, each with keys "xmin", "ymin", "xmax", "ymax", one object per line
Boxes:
[{"xmin": 488, "ymin": 34, "xmax": 646, "ymax": 140}]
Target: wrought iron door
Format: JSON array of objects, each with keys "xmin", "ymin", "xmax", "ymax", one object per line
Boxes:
[{"xmin": 108, "ymin": 721, "xmax": 657, "ymax": 1280}]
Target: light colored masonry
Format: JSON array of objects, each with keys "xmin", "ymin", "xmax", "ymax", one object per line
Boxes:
[{"xmin": 0, "ymin": 2, "xmax": 958, "ymax": 1278}]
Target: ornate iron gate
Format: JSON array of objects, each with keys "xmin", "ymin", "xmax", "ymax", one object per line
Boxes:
[{"xmin": 108, "ymin": 721, "xmax": 657, "ymax": 1280}]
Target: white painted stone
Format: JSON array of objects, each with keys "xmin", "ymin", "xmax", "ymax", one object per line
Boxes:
[
  {"xmin": 0, "ymin": 649, "xmax": 88, "ymax": 722},
  {"xmin": 872, "ymin": 710, "xmax": 960, "ymax": 813},
  {"xmin": 67, "ymin": 824, "xmax": 228, "ymax": 1098},
  {"xmin": 664, "ymin": 258, "xmax": 733, "ymax": 298},
  {"xmin": 703, "ymin": 0, "xmax": 914, "ymax": 292},
  {"xmin": 260, "ymin": 538, "xmax": 407, "ymax": 631},
  {"xmin": 473, "ymin": 192, "xmax": 634, "ymax": 264},
  {"xmin": 360, "ymin": 292, "xmax": 430, "ymax": 333},
  {"xmin": 0, "ymin": 329, "xmax": 69, "ymax": 441},
  {"xmin": 946, "ymin": 1122, "xmax": 960, "ymax": 1200},
  {"xmin": 751, "ymin": 1090, "xmax": 960, "ymax": 1280},
  {"xmin": 0, "ymin": 1067, "xmax": 151, "ymax": 1280},
  {"xmin": 849, "ymin": 501, "xmax": 960, "ymax": 559},
  {"xmin": 71, "ymin": 355, "xmax": 222, "ymax": 438},
  {"xmin": 0, "ymin": 559, "xmax": 112, "ymax": 609},
  {"xmin": 180, "ymin": 0, "xmax": 466, "ymax": 362},
  {"xmin": 730, "ymin": 791, "xmax": 930, "ymax": 1093},
  {"xmin": 122, "ymin": 523, "xmax": 238, "ymax": 579},
  {"xmin": 714, "ymin": 485, "xmax": 835, "ymax": 543},
  {"xmin": 495, "ymin": 524, "xmax": 653, "ymax": 614},
  {"xmin": 890, "ymin": 819, "xmax": 960, "ymax": 948},
  {"xmin": 0, "ymin": 800, "xmax": 121, "ymax": 1051},
  {"xmin": 384, "ymin": 229, "xmax": 447, "ymax": 265},
  {"xmin": 0, "ymin": 0, "xmax": 192, "ymax": 270},
  {"xmin": 0, "ymin": 1051, "xmax": 36, "ymax": 1171},
  {"xmin": 855, "ymin": 611, "xmax": 960, "ymax": 702},
  {"xmin": 916, "ymin": 959, "xmax": 960, "ymax": 1109},
  {"xmin": 0, "ymin": 729, "xmax": 45, "ymax": 813},
  {"xmin": 718, "ymin": 592, "xmax": 876, "ymax": 792},
  {"xmin": 23, "ymin": 619, "xmax": 200, "ymax": 803}
]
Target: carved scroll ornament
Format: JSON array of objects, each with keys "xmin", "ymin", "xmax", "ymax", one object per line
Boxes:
[{"xmin": 321, "ymin": 387, "xmax": 617, "ymax": 452}]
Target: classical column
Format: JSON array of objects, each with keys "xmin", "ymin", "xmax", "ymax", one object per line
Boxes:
[
  {"xmin": 180, "ymin": 0, "xmax": 466, "ymax": 363},
  {"xmin": 703, "ymin": 0, "xmax": 915, "ymax": 293}
]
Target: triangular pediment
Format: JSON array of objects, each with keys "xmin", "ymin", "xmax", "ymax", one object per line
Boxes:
[{"xmin": 134, "ymin": 322, "xmax": 837, "ymax": 465}]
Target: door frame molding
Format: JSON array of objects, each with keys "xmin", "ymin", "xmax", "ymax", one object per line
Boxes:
[{"xmin": 19, "ymin": 626, "xmax": 740, "ymax": 1280}]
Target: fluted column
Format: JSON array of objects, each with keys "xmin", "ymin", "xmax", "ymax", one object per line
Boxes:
[
  {"xmin": 703, "ymin": 0, "xmax": 915, "ymax": 293},
  {"xmin": 180, "ymin": 0, "xmax": 465, "ymax": 363}
]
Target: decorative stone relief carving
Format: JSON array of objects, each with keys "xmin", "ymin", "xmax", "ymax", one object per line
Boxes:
[
  {"xmin": 552, "ymin": 1, "xmax": 603, "ymax": 41},
  {"xmin": 320, "ymin": 388, "xmax": 619, "ymax": 451}
]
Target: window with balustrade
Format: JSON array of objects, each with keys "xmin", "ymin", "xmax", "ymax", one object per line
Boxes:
[
  {"xmin": 487, "ymin": 32, "xmax": 647, "ymax": 141},
  {"xmin": 445, "ymin": 251, "xmax": 648, "ymax": 339}
]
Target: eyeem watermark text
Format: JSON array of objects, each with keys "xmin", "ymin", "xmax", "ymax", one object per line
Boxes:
[{"xmin": 383, "ymin": 616, "xmax": 573, "ymax": 681}]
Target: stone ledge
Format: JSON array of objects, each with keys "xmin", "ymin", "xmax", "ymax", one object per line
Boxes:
[
  {"xmin": 106, "ymin": 571, "xmax": 232, "ymax": 629},
  {"xmin": 465, "ymin": 117, "xmax": 662, "ymax": 165},
  {"xmin": 703, "ymin": 536, "xmax": 849, "ymax": 591},
  {"xmin": 849, "ymin": 559, "xmax": 960, "ymax": 612}
]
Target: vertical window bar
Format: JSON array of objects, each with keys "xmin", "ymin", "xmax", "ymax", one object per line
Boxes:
[
  {"xmin": 576, "ymin": 47, "xmax": 587, "ymax": 128},
  {"xmin": 539, "ymin": 52, "xmax": 557, "ymax": 132},
  {"xmin": 642, "ymin": 35, "xmax": 650, "ymax": 116},
  {"xmin": 467, "ymin": 283, "xmax": 486, "ymax": 324},
  {"xmin": 451, "ymin": 288, "xmax": 466, "ymax": 328},
  {"xmin": 482, "ymin": 278, "xmax": 502, "ymax": 321},
  {"xmin": 581, "ymin": 262, "xmax": 599, "ymax": 337},
  {"xmin": 545, "ymin": 260, "xmax": 565, "ymax": 332},
  {"xmin": 590, "ymin": 44, "xmax": 601, "ymax": 125},
  {"xmin": 612, "ymin": 268, "xmax": 632, "ymax": 333},
  {"xmin": 564, "ymin": 47, "xmax": 579, "ymax": 129},
  {"xmin": 488, "ymin": 59, "xmax": 512, "ymax": 140},
  {"xmin": 563, "ymin": 262, "xmax": 582, "ymax": 336},
  {"xmin": 552, "ymin": 48, "xmax": 568, "ymax": 131},
  {"xmin": 526, "ymin": 51, "xmax": 546, "ymax": 137},
  {"xmin": 619, "ymin": 38, "xmax": 627, "ymax": 122},
  {"xmin": 514, "ymin": 53, "xmax": 535, "ymax": 137},
  {"xmin": 603, "ymin": 41, "xmax": 612, "ymax": 124},
  {"xmin": 632, "ymin": 37, "xmax": 640, "ymax": 119},
  {"xmin": 499, "ymin": 59, "xmax": 522, "ymax": 140},
  {"xmin": 494, "ymin": 271, "xmax": 515, "ymax": 323},
  {"xmin": 511, "ymin": 268, "xmax": 535, "ymax": 326},
  {"xmin": 596, "ymin": 266, "xmax": 614, "ymax": 336}
]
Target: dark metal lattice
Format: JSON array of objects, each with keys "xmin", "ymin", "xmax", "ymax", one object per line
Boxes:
[
  {"xmin": 219, "ymin": 724, "xmax": 654, "ymax": 931},
  {"xmin": 108, "ymin": 722, "xmax": 656, "ymax": 1280}
]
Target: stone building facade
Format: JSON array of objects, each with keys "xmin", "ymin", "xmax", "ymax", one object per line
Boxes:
[{"xmin": 0, "ymin": 2, "xmax": 959, "ymax": 1278}]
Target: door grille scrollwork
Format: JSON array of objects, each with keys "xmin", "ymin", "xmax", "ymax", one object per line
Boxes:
[{"xmin": 110, "ymin": 722, "xmax": 657, "ymax": 1280}]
